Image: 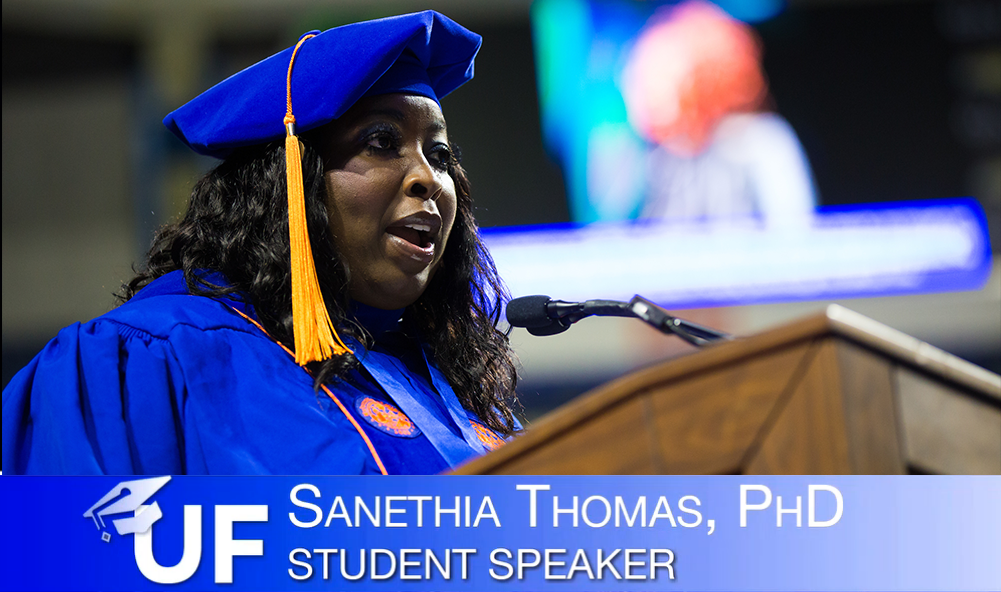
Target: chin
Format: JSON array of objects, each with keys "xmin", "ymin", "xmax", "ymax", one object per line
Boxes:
[{"xmin": 353, "ymin": 274, "xmax": 432, "ymax": 310}]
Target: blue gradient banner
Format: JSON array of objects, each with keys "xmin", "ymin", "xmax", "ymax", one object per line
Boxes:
[{"xmin": 2, "ymin": 476, "xmax": 999, "ymax": 591}]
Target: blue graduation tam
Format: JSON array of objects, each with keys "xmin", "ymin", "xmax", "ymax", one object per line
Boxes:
[{"xmin": 163, "ymin": 10, "xmax": 481, "ymax": 159}]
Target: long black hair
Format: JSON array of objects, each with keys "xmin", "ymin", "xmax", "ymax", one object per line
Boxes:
[{"xmin": 121, "ymin": 138, "xmax": 520, "ymax": 435}]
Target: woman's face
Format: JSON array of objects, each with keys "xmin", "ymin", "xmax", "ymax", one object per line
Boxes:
[{"xmin": 319, "ymin": 94, "xmax": 458, "ymax": 310}]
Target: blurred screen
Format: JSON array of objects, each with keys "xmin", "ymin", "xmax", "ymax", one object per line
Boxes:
[{"xmin": 535, "ymin": 0, "xmax": 812, "ymax": 225}]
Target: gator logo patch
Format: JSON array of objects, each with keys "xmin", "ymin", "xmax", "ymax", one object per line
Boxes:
[
  {"xmin": 355, "ymin": 397, "xmax": 420, "ymax": 438},
  {"xmin": 472, "ymin": 422, "xmax": 505, "ymax": 451}
]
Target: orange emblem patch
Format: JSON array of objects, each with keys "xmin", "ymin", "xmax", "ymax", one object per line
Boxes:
[
  {"xmin": 472, "ymin": 422, "xmax": 505, "ymax": 451},
  {"xmin": 356, "ymin": 397, "xmax": 419, "ymax": 437}
]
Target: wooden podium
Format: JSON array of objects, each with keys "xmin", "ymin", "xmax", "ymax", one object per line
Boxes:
[{"xmin": 456, "ymin": 305, "xmax": 1001, "ymax": 475}]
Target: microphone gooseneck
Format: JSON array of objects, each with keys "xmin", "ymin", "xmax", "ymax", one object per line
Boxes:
[{"xmin": 506, "ymin": 294, "xmax": 732, "ymax": 347}]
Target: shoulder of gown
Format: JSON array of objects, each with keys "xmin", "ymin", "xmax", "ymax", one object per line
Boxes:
[{"xmin": 1, "ymin": 271, "xmax": 377, "ymax": 475}]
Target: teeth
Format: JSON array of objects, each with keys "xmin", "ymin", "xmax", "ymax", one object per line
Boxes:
[{"xmin": 404, "ymin": 223, "xmax": 432, "ymax": 233}]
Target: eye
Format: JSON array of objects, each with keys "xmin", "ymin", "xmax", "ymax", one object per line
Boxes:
[
  {"xmin": 427, "ymin": 143, "xmax": 455, "ymax": 172},
  {"xmin": 362, "ymin": 125, "xmax": 401, "ymax": 154}
]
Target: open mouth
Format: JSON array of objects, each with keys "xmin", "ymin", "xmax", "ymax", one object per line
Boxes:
[{"xmin": 386, "ymin": 224, "xmax": 433, "ymax": 249}]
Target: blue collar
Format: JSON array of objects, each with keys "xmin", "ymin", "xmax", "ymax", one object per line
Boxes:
[
  {"xmin": 349, "ymin": 302, "xmax": 406, "ymax": 339},
  {"xmin": 132, "ymin": 269, "xmax": 255, "ymax": 318}
]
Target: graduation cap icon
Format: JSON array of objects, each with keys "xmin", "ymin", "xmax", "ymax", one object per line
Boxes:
[{"xmin": 83, "ymin": 476, "xmax": 171, "ymax": 542}]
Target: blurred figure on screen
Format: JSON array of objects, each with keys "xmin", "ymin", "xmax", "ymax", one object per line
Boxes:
[{"xmin": 621, "ymin": 0, "xmax": 817, "ymax": 227}]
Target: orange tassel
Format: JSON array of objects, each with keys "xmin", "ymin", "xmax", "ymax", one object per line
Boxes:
[{"xmin": 284, "ymin": 34, "xmax": 351, "ymax": 365}]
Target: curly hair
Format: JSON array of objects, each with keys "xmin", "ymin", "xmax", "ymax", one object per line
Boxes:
[{"xmin": 121, "ymin": 138, "xmax": 520, "ymax": 435}]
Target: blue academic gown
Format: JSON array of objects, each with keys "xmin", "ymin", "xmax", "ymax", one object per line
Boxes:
[{"xmin": 1, "ymin": 271, "xmax": 510, "ymax": 475}]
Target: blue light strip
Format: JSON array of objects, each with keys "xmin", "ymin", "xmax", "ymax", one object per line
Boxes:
[{"xmin": 482, "ymin": 198, "xmax": 992, "ymax": 308}]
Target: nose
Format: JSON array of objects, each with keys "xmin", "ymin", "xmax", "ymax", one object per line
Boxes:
[{"xmin": 403, "ymin": 151, "xmax": 442, "ymax": 201}]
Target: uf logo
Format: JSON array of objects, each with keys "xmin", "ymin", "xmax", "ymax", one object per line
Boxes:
[{"xmin": 85, "ymin": 477, "xmax": 268, "ymax": 584}]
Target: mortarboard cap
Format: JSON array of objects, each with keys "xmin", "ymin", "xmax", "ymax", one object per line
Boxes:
[
  {"xmin": 162, "ymin": 11, "xmax": 481, "ymax": 366},
  {"xmin": 164, "ymin": 10, "xmax": 481, "ymax": 159}
]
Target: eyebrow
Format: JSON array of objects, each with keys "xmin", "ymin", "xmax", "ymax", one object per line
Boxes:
[
  {"xmin": 364, "ymin": 108, "xmax": 406, "ymax": 122},
  {"xmin": 358, "ymin": 108, "xmax": 448, "ymax": 133}
]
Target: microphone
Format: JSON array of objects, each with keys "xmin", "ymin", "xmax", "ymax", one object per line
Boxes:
[
  {"xmin": 505, "ymin": 295, "xmax": 557, "ymax": 328},
  {"xmin": 506, "ymin": 294, "xmax": 732, "ymax": 345},
  {"xmin": 506, "ymin": 295, "xmax": 634, "ymax": 336}
]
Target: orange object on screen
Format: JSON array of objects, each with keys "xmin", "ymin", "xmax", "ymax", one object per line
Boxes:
[{"xmin": 623, "ymin": 0, "xmax": 768, "ymax": 155}]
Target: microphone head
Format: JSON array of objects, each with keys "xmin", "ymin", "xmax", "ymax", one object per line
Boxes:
[{"xmin": 506, "ymin": 295, "xmax": 553, "ymax": 328}]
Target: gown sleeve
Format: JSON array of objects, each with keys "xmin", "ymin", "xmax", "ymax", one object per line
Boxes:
[{"xmin": 2, "ymin": 319, "xmax": 188, "ymax": 475}]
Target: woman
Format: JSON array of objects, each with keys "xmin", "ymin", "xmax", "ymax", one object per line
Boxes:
[{"xmin": 1, "ymin": 11, "xmax": 520, "ymax": 475}]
